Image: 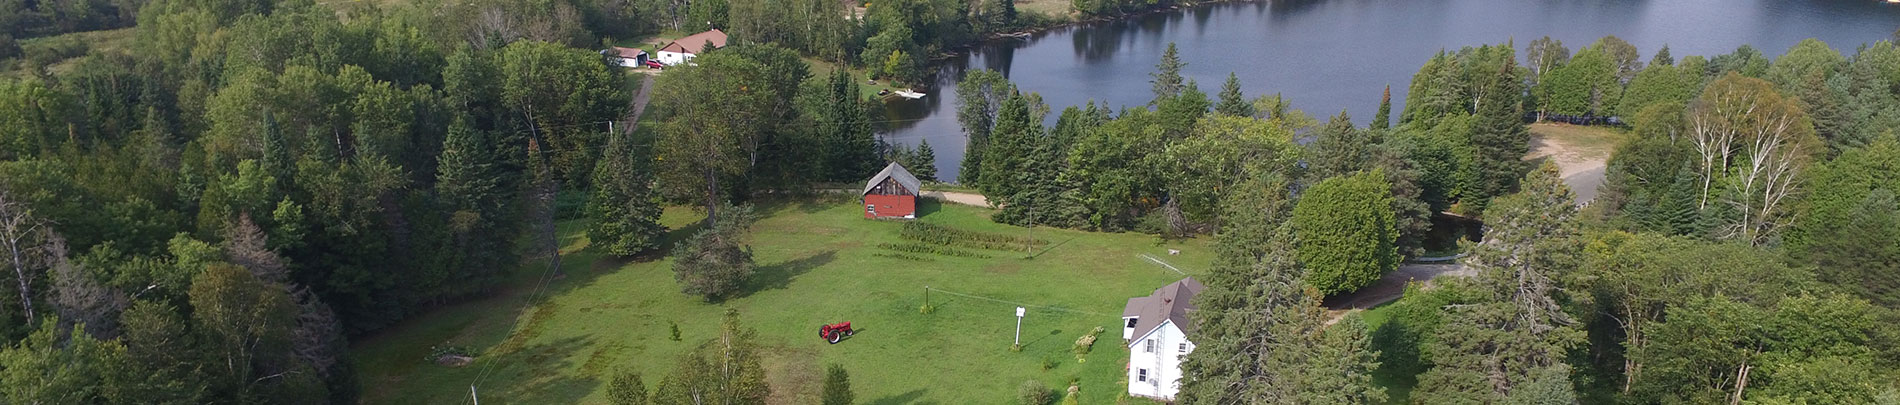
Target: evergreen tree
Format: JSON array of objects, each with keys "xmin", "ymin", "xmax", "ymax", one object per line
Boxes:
[
  {"xmin": 821, "ymin": 364, "xmax": 852, "ymax": 405},
  {"xmin": 672, "ymin": 204, "xmax": 759, "ymax": 301},
  {"xmin": 1371, "ymin": 85, "xmax": 1392, "ymax": 129},
  {"xmin": 1414, "ymin": 162, "xmax": 1584, "ymax": 403},
  {"xmin": 1651, "ymin": 45, "xmax": 1673, "ymax": 66},
  {"xmin": 955, "ymin": 70, "xmax": 1013, "ymax": 185},
  {"xmin": 1466, "ymin": 57, "xmax": 1531, "ymax": 208},
  {"xmin": 979, "ymin": 93, "xmax": 1037, "ymax": 205},
  {"xmin": 1291, "ymin": 170, "xmax": 1398, "ymax": 295},
  {"xmin": 587, "ymin": 130, "xmax": 666, "ymax": 257},
  {"xmin": 1177, "ymin": 173, "xmax": 1309, "ymax": 403},
  {"xmin": 820, "ymin": 70, "xmax": 878, "ymax": 182},
  {"xmin": 607, "ymin": 369, "xmax": 648, "ymax": 405},
  {"xmin": 436, "ymin": 119, "xmax": 517, "ymax": 292},
  {"xmin": 1151, "ymin": 43, "xmax": 1186, "ymax": 106},
  {"xmin": 911, "ymin": 140, "xmax": 938, "ymax": 181},
  {"xmin": 1300, "ymin": 313, "xmax": 1386, "ymax": 404},
  {"xmin": 1307, "ymin": 110, "xmax": 1366, "ymax": 180},
  {"xmin": 1214, "ymin": 73, "xmax": 1254, "ymax": 117}
]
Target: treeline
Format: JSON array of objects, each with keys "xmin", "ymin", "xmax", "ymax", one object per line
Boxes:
[
  {"xmin": 1149, "ymin": 36, "xmax": 1900, "ymax": 404},
  {"xmin": 0, "ymin": 0, "xmax": 668, "ymax": 398}
]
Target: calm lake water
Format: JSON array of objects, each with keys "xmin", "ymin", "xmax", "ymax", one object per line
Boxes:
[{"xmin": 882, "ymin": 0, "xmax": 1900, "ymax": 181}]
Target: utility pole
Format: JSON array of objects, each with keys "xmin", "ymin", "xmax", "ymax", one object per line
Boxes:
[{"xmin": 470, "ymin": 385, "xmax": 479, "ymax": 405}]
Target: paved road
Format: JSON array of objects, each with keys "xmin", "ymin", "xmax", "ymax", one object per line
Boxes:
[{"xmin": 1322, "ymin": 262, "xmax": 1474, "ymax": 324}]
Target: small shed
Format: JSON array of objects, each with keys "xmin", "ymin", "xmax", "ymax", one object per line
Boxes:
[
  {"xmin": 603, "ymin": 47, "xmax": 649, "ymax": 68},
  {"xmin": 862, "ymin": 162, "xmax": 922, "ymax": 219}
]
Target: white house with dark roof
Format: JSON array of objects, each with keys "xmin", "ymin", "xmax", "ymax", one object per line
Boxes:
[
  {"xmin": 655, "ymin": 29, "xmax": 728, "ymax": 66},
  {"xmin": 1122, "ymin": 277, "xmax": 1203, "ymax": 401}
]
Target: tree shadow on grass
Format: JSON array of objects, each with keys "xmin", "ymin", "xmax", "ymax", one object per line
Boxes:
[
  {"xmin": 869, "ymin": 389, "xmax": 930, "ymax": 405},
  {"xmin": 730, "ymin": 250, "xmax": 836, "ymax": 299},
  {"xmin": 1018, "ymin": 328, "xmax": 1065, "ymax": 350},
  {"xmin": 469, "ymin": 336, "xmax": 601, "ymax": 404}
]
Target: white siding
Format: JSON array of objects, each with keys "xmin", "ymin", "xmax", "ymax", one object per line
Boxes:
[
  {"xmin": 611, "ymin": 57, "xmax": 641, "ymax": 68},
  {"xmin": 657, "ymin": 51, "xmax": 695, "ymax": 66},
  {"xmin": 1127, "ymin": 320, "xmax": 1194, "ymax": 400}
]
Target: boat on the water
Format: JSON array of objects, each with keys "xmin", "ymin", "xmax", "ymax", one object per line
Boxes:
[{"xmin": 892, "ymin": 90, "xmax": 926, "ymax": 99}]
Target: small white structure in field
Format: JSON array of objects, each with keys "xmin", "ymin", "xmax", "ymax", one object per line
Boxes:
[
  {"xmin": 655, "ymin": 29, "xmax": 728, "ymax": 66},
  {"xmin": 1122, "ymin": 277, "xmax": 1203, "ymax": 401}
]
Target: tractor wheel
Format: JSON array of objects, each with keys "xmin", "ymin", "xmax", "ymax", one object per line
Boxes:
[
  {"xmin": 827, "ymin": 332, "xmax": 842, "ymax": 344},
  {"xmin": 818, "ymin": 326, "xmax": 827, "ymax": 338}
]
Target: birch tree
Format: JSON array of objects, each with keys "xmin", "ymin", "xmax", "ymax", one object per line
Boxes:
[
  {"xmin": 0, "ymin": 189, "xmax": 48, "ymax": 328},
  {"xmin": 1687, "ymin": 74, "xmax": 1816, "ymax": 244}
]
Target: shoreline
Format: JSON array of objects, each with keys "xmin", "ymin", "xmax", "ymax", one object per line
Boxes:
[{"xmin": 931, "ymin": 0, "xmax": 1265, "ymax": 62}]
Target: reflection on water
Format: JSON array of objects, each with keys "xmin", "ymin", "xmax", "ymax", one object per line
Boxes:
[{"xmin": 885, "ymin": 0, "xmax": 1900, "ymax": 182}]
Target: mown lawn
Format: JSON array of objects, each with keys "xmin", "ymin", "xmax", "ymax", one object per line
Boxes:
[{"xmin": 353, "ymin": 196, "xmax": 1210, "ymax": 404}]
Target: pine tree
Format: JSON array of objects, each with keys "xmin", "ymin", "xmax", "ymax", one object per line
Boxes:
[
  {"xmin": 436, "ymin": 119, "xmax": 515, "ymax": 289},
  {"xmin": 1177, "ymin": 174, "xmax": 1320, "ymax": 403},
  {"xmin": 1307, "ymin": 110, "xmax": 1366, "ymax": 180},
  {"xmin": 821, "ymin": 364, "xmax": 853, "ymax": 405},
  {"xmin": 822, "ymin": 70, "xmax": 878, "ymax": 181},
  {"xmin": 608, "ymin": 369, "xmax": 648, "ymax": 405},
  {"xmin": 1371, "ymin": 85, "xmax": 1392, "ymax": 129},
  {"xmin": 1151, "ymin": 43, "xmax": 1186, "ymax": 106},
  {"xmin": 911, "ymin": 140, "xmax": 938, "ymax": 181},
  {"xmin": 1300, "ymin": 313, "xmax": 1386, "ymax": 404},
  {"xmin": 1414, "ymin": 162, "xmax": 1584, "ymax": 403},
  {"xmin": 979, "ymin": 93, "xmax": 1036, "ymax": 206},
  {"xmin": 1215, "ymin": 73, "xmax": 1254, "ymax": 117},
  {"xmin": 587, "ymin": 130, "xmax": 666, "ymax": 257},
  {"xmin": 1467, "ymin": 57, "xmax": 1531, "ymax": 207},
  {"xmin": 1651, "ymin": 45, "xmax": 1674, "ymax": 66}
]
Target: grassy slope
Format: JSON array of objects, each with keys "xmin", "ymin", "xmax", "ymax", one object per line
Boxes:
[{"xmin": 353, "ymin": 197, "xmax": 1210, "ymax": 404}]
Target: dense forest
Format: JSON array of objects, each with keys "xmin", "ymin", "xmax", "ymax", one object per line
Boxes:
[{"xmin": 1, "ymin": 0, "xmax": 1898, "ymax": 397}]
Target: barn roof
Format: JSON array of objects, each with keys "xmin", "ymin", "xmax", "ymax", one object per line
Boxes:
[
  {"xmin": 659, "ymin": 29, "xmax": 729, "ymax": 54},
  {"xmin": 1123, "ymin": 277, "xmax": 1204, "ymax": 346},
  {"xmin": 862, "ymin": 162, "xmax": 922, "ymax": 196}
]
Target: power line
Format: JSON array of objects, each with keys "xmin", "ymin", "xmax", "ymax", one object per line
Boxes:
[{"xmin": 924, "ymin": 286, "xmax": 1113, "ymax": 317}]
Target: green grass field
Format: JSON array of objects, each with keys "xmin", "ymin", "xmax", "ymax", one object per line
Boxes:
[{"xmin": 353, "ymin": 197, "xmax": 1211, "ymax": 404}]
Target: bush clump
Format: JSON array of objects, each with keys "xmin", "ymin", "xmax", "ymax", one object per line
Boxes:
[
  {"xmin": 900, "ymin": 222, "xmax": 1046, "ymax": 251},
  {"xmin": 877, "ymin": 242, "xmax": 990, "ymax": 258}
]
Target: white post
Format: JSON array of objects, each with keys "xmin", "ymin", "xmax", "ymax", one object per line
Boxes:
[
  {"xmin": 470, "ymin": 385, "xmax": 479, "ymax": 405},
  {"xmin": 1014, "ymin": 307, "xmax": 1026, "ymax": 346}
]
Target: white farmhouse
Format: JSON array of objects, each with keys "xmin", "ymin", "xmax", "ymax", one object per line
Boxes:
[
  {"xmin": 1122, "ymin": 277, "xmax": 1203, "ymax": 401},
  {"xmin": 655, "ymin": 29, "xmax": 728, "ymax": 66}
]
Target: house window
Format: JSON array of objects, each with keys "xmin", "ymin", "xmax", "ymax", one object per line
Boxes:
[
  {"xmin": 1125, "ymin": 318, "xmax": 1138, "ymax": 328},
  {"xmin": 1138, "ymin": 368, "xmax": 1149, "ymax": 382},
  {"xmin": 1144, "ymin": 339, "xmax": 1155, "ymax": 353},
  {"xmin": 1178, "ymin": 343, "xmax": 1188, "ymax": 353}
]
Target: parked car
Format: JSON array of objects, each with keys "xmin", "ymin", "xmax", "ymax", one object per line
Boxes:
[{"xmin": 644, "ymin": 60, "xmax": 665, "ymax": 69}]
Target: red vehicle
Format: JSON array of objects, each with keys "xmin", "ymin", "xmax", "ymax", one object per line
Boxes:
[
  {"xmin": 818, "ymin": 322, "xmax": 855, "ymax": 344},
  {"xmin": 643, "ymin": 60, "xmax": 665, "ymax": 69}
]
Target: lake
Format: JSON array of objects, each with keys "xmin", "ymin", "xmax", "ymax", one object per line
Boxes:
[{"xmin": 881, "ymin": 0, "xmax": 1900, "ymax": 182}]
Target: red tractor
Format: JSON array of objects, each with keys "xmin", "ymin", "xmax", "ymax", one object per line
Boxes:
[{"xmin": 818, "ymin": 322, "xmax": 855, "ymax": 344}]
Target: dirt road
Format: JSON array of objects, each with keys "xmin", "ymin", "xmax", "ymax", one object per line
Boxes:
[
  {"xmin": 921, "ymin": 190, "xmax": 989, "ymax": 207},
  {"xmin": 1524, "ymin": 123, "xmax": 1623, "ymax": 205}
]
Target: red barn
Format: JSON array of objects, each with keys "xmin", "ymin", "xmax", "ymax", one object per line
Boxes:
[{"xmin": 862, "ymin": 162, "xmax": 922, "ymax": 219}]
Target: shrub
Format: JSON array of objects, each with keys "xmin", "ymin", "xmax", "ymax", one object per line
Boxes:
[
  {"xmin": 876, "ymin": 242, "xmax": 990, "ymax": 258},
  {"xmin": 1072, "ymin": 326, "xmax": 1103, "ymax": 356},
  {"xmin": 1018, "ymin": 380, "xmax": 1054, "ymax": 405},
  {"xmin": 1040, "ymin": 356, "xmax": 1059, "ymax": 371},
  {"xmin": 872, "ymin": 252, "xmax": 935, "ymax": 262},
  {"xmin": 900, "ymin": 222, "xmax": 1046, "ymax": 251}
]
